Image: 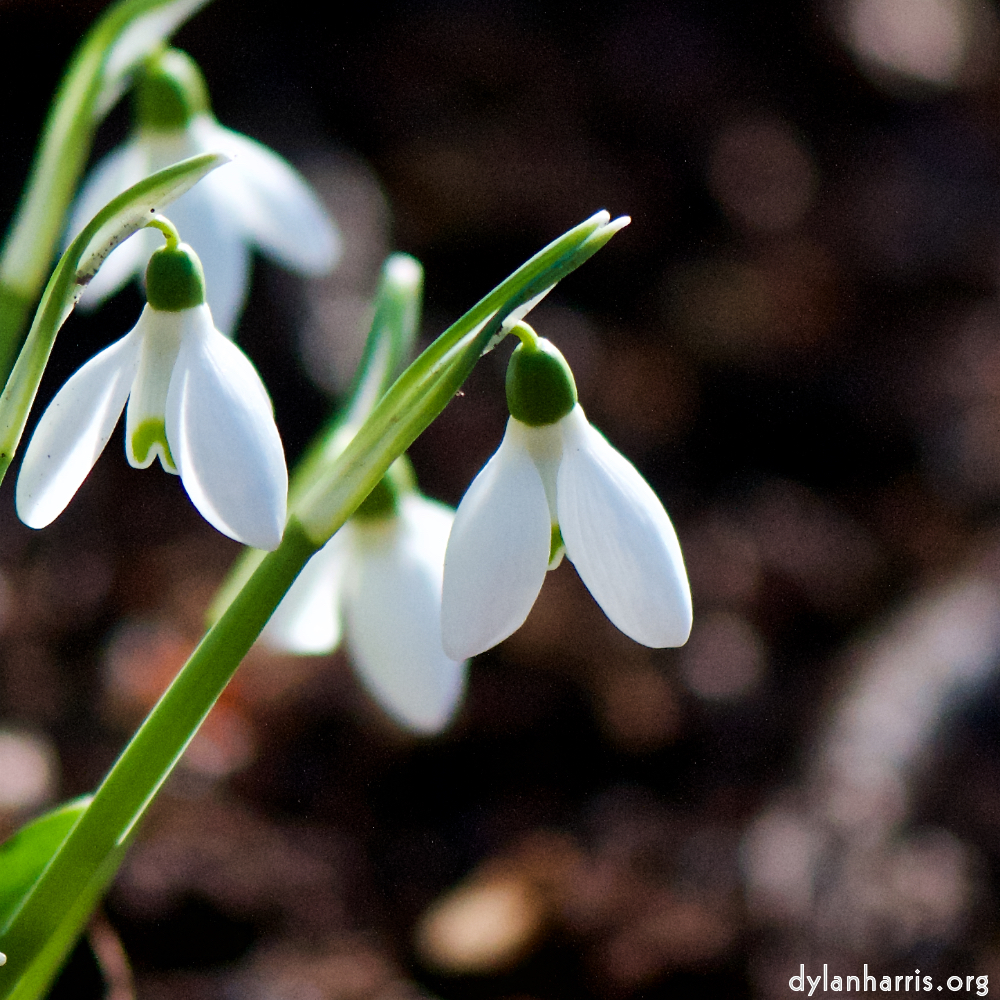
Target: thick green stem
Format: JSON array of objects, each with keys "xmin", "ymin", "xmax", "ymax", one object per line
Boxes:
[{"xmin": 0, "ymin": 521, "xmax": 317, "ymax": 998}]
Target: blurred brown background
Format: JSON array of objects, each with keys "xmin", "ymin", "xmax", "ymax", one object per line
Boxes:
[{"xmin": 5, "ymin": 0, "xmax": 1000, "ymax": 997}]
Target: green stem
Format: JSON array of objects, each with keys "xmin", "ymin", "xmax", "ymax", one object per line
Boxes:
[
  {"xmin": 143, "ymin": 215, "xmax": 180, "ymax": 249},
  {"xmin": 508, "ymin": 321, "xmax": 540, "ymax": 350},
  {"xmin": 0, "ymin": 521, "xmax": 318, "ymax": 998},
  {"xmin": 0, "ymin": 289, "xmax": 32, "ymax": 394},
  {"xmin": 208, "ymin": 252, "xmax": 424, "ymax": 623},
  {"xmin": 296, "ymin": 211, "xmax": 628, "ymax": 542},
  {"xmin": 0, "ymin": 152, "xmax": 226, "ymax": 489}
]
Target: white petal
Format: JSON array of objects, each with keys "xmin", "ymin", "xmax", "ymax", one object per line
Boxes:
[
  {"xmin": 441, "ymin": 419, "xmax": 552, "ymax": 659},
  {"xmin": 196, "ymin": 122, "xmax": 341, "ymax": 275},
  {"xmin": 263, "ymin": 529, "xmax": 348, "ymax": 654},
  {"xmin": 16, "ymin": 326, "xmax": 143, "ymax": 528},
  {"xmin": 156, "ymin": 180, "xmax": 251, "ymax": 336},
  {"xmin": 141, "ymin": 122, "xmax": 207, "ymax": 172},
  {"xmin": 346, "ymin": 496, "xmax": 466, "ymax": 733},
  {"xmin": 556, "ymin": 406, "xmax": 692, "ymax": 647},
  {"xmin": 165, "ymin": 305, "xmax": 287, "ymax": 549}
]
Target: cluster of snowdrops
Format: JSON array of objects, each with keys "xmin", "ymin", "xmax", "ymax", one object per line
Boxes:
[
  {"xmin": 20, "ymin": 45, "xmax": 692, "ymax": 732},
  {"xmin": 0, "ymin": 1, "xmax": 690, "ymax": 994}
]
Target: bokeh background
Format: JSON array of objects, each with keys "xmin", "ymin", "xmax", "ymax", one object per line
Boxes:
[{"xmin": 4, "ymin": 0, "xmax": 1000, "ymax": 997}]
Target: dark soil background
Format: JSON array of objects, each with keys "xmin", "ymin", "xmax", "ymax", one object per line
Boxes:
[{"xmin": 4, "ymin": 1, "xmax": 1000, "ymax": 998}]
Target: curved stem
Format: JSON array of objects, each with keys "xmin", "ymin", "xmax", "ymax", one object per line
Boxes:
[
  {"xmin": 508, "ymin": 320, "xmax": 540, "ymax": 351},
  {"xmin": 143, "ymin": 215, "xmax": 180, "ymax": 249},
  {"xmin": 0, "ymin": 0, "xmax": 212, "ymax": 378}
]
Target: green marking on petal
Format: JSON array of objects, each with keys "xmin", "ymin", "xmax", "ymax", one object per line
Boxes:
[
  {"xmin": 131, "ymin": 418, "xmax": 176, "ymax": 471},
  {"xmin": 549, "ymin": 523, "xmax": 565, "ymax": 567}
]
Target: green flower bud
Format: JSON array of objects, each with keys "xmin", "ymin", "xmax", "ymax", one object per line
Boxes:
[
  {"xmin": 145, "ymin": 243, "xmax": 206, "ymax": 311},
  {"xmin": 505, "ymin": 334, "xmax": 578, "ymax": 426},
  {"xmin": 134, "ymin": 48, "xmax": 211, "ymax": 132},
  {"xmin": 352, "ymin": 456, "xmax": 417, "ymax": 522}
]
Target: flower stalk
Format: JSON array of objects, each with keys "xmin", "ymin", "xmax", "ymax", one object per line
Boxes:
[{"xmin": 0, "ymin": 521, "xmax": 319, "ymax": 1000}]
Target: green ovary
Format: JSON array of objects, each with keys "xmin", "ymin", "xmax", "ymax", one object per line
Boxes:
[{"xmin": 131, "ymin": 419, "xmax": 176, "ymax": 471}]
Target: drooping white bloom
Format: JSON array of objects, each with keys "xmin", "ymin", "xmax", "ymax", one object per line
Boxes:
[
  {"xmin": 67, "ymin": 48, "xmax": 340, "ymax": 335},
  {"xmin": 442, "ymin": 333, "xmax": 692, "ymax": 660},
  {"xmin": 16, "ymin": 252, "xmax": 288, "ymax": 550},
  {"xmin": 266, "ymin": 492, "xmax": 466, "ymax": 734}
]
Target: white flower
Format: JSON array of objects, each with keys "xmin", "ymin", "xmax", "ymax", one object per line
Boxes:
[
  {"xmin": 16, "ymin": 296, "xmax": 288, "ymax": 551},
  {"xmin": 441, "ymin": 404, "xmax": 692, "ymax": 659},
  {"xmin": 265, "ymin": 493, "xmax": 466, "ymax": 734},
  {"xmin": 68, "ymin": 49, "xmax": 340, "ymax": 335}
]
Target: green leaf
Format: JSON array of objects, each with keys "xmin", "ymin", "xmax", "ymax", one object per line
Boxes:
[
  {"xmin": 0, "ymin": 0, "xmax": 213, "ymax": 375},
  {"xmin": 0, "ymin": 152, "xmax": 229, "ymax": 490},
  {"xmin": 0, "ymin": 840, "xmax": 127, "ymax": 1000},
  {"xmin": 0, "ymin": 800, "xmax": 91, "ymax": 935}
]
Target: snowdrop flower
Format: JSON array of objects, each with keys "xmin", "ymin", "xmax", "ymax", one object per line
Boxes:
[
  {"xmin": 16, "ymin": 228, "xmax": 288, "ymax": 550},
  {"xmin": 266, "ymin": 461, "xmax": 466, "ymax": 734},
  {"xmin": 68, "ymin": 48, "xmax": 340, "ymax": 334},
  {"xmin": 442, "ymin": 324, "xmax": 692, "ymax": 659}
]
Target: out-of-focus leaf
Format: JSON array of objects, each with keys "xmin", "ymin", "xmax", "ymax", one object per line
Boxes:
[{"xmin": 0, "ymin": 799, "xmax": 91, "ymax": 934}]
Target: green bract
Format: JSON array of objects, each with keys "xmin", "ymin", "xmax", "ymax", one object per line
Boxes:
[
  {"xmin": 135, "ymin": 48, "xmax": 210, "ymax": 131},
  {"xmin": 505, "ymin": 330, "xmax": 578, "ymax": 426},
  {"xmin": 145, "ymin": 243, "xmax": 206, "ymax": 310}
]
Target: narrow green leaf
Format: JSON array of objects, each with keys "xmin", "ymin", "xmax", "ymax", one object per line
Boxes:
[
  {"xmin": 1, "ymin": 845, "xmax": 126, "ymax": 1000},
  {"xmin": 0, "ymin": 799, "xmax": 91, "ymax": 934},
  {"xmin": 0, "ymin": 0, "xmax": 212, "ymax": 374},
  {"xmin": 0, "ymin": 152, "xmax": 228, "ymax": 490}
]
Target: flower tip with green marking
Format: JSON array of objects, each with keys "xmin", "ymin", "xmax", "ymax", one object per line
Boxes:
[
  {"xmin": 441, "ymin": 323, "xmax": 691, "ymax": 660},
  {"xmin": 16, "ymin": 238, "xmax": 288, "ymax": 550}
]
